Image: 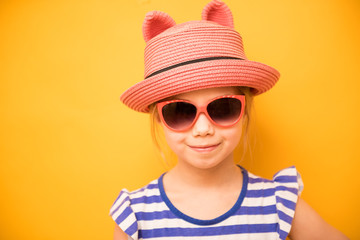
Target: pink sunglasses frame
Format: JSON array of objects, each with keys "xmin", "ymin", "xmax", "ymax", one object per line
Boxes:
[{"xmin": 157, "ymin": 95, "xmax": 245, "ymax": 132}]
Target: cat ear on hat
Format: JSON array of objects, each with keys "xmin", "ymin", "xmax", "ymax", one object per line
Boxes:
[
  {"xmin": 202, "ymin": 0, "xmax": 234, "ymax": 28},
  {"xmin": 143, "ymin": 11, "xmax": 176, "ymax": 42}
]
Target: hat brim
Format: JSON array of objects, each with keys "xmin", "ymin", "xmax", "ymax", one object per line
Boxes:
[{"xmin": 120, "ymin": 59, "xmax": 280, "ymax": 113}]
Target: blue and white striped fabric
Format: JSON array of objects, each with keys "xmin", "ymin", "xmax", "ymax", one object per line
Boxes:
[{"xmin": 110, "ymin": 166, "xmax": 303, "ymax": 240}]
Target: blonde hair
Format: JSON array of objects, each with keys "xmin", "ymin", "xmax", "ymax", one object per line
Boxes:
[{"xmin": 149, "ymin": 87, "xmax": 254, "ymax": 169}]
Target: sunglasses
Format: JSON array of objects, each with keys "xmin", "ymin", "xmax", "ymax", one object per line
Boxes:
[{"xmin": 157, "ymin": 95, "xmax": 245, "ymax": 132}]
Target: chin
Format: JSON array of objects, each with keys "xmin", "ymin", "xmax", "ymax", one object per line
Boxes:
[{"xmin": 182, "ymin": 153, "xmax": 233, "ymax": 171}]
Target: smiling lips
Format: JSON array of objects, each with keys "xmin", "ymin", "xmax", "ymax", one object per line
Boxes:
[{"xmin": 189, "ymin": 143, "xmax": 221, "ymax": 153}]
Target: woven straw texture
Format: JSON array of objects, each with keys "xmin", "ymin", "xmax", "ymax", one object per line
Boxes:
[{"xmin": 120, "ymin": 0, "xmax": 280, "ymax": 112}]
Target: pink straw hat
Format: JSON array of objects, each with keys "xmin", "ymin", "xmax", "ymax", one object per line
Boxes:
[{"xmin": 120, "ymin": 0, "xmax": 280, "ymax": 113}]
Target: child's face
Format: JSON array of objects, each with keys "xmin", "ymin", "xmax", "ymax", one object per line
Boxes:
[{"xmin": 160, "ymin": 87, "xmax": 243, "ymax": 171}]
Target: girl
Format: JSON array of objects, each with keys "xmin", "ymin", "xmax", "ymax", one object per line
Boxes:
[{"xmin": 110, "ymin": 1, "xmax": 348, "ymax": 239}]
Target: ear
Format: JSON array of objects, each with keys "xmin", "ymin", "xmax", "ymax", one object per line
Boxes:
[
  {"xmin": 202, "ymin": 0, "xmax": 234, "ymax": 28},
  {"xmin": 143, "ymin": 11, "xmax": 176, "ymax": 42}
]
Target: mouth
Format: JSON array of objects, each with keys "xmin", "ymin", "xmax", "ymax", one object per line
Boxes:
[{"xmin": 188, "ymin": 143, "xmax": 221, "ymax": 153}]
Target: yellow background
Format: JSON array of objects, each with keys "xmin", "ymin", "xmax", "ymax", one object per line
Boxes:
[{"xmin": 1, "ymin": 0, "xmax": 359, "ymax": 239}]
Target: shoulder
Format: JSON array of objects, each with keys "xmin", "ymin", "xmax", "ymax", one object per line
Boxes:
[
  {"xmin": 110, "ymin": 177, "xmax": 161, "ymax": 214},
  {"xmin": 246, "ymin": 166, "xmax": 303, "ymax": 192},
  {"xmin": 245, "ymin": 166, "xmax": 304, "ymax": 240},
  {"xmin": 127, "ymin": 178, "xmax": 161, "ymax": 201},
  {"xmin": 109, "ymin": 177, "xmax": 162, "ymax": 240}
]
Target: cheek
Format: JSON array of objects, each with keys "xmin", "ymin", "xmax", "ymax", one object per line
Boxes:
[
  {"xmin": 162, "ymin": 127, "xmax": 186, "ymax": 152},
  {"xmin": 223, "ymin": 122, "xmax": 243, "ymax": 146}
]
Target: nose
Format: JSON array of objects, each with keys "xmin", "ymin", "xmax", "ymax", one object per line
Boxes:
[{"xmin": 192, "ymin": 113, "xmax": 215, "ymax": 136}]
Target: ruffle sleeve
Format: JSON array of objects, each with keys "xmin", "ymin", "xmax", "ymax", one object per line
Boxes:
[
  {"xmin": 272, "ymin": 166, "xmax": 304, "ymax": 240},
  {"xmin": 109, "ymin": 189, "xmax": 138, "ymax": 240}
]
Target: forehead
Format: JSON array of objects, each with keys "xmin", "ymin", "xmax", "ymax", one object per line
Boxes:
[{"xmin": 172, "ymin": 87, "xmax": 239, "ymax": 101}]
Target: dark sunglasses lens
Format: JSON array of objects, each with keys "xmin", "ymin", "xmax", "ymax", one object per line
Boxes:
[
  {"xmin": 207, "ymin": 98, "xmax": 242, "ymax": 125},
  {"xmin": 162, "ymin": 102, "xmax": 197, "ymax": 130}
]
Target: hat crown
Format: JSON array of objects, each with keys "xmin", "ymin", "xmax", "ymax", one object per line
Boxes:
[
  {"xmin": 142, "ymin": 0, "xmax": 245, "ymax": 78},
  {"xmin": 144, "ymin": 21, "xmax": 246, "ymax": 78}
]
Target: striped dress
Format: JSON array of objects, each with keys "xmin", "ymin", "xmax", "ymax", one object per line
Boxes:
[{"xmin": 110, "ymin": 166, "xmax": 303, "ymax": 240}]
